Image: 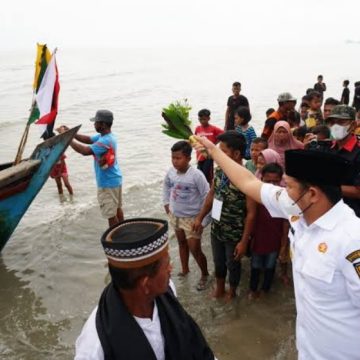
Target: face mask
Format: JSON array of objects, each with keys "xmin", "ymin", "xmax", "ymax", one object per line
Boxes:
[
  {"xmin": 278, "ymin": 188, "xmax": 310, "ymax": 216},
  {"xmin": 280, "ymin": 192, "xmax": 303, "ymax": 216},
  {"xmin": 330, "ymin": 124, "xmax": 350, "ymax": 140}
]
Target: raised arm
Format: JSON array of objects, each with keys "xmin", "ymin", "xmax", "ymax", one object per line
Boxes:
[
  {"xmin": 194, "ymin": 136, "xmax": 263, "ymax": 204},
  {"xmin": 69, "ymin": 140, "xmax": 94, "ymax": 156},
  {"xmin": 74, "ymin": 133, "xmax": 93, "ymax": 144},
  {"xmin": 59, "ymin": 125, "xmax": 93, "ymax": 144}
]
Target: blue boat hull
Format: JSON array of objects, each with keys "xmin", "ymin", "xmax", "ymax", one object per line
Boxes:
[{"xmin": 0, "ymin": 126, "xmax": 80, "ymax": 252}]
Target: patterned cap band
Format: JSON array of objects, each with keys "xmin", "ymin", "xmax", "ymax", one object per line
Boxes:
[{"xmin": 101, "ymin": 218, "xmax": 169, "ymax": 268}]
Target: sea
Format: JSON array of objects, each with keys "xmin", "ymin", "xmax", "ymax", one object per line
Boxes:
[{"xmin": 0, "ymin": 44, "xmax": 359, "ymax": 359}]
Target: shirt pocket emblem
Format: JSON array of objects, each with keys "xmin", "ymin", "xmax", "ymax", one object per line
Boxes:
[{"xmin": 318, "ymin": 242, "xmax": 328, "ymax": 253}]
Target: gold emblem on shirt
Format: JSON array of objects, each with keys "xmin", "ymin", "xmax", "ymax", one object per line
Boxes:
[
  {"xmin": 354, "ymin": 263, "xmax": 360, "ymax": 279},
  {"xmin": 318, "ymin": 242, "xmax": 328, "ymax": 253},
  {"xmin": 290, "ymin": 215, "xmax": 300, "ymax": 222},
  {"xmin": 346, "ymin": 250, "xmax": 360, "ymax": 263}
]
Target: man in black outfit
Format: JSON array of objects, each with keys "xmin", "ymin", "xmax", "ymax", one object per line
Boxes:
[
  {"xmin": 341, "ymin": 80, "xmax": 350, "ymax": 105},
  {"xmin": 352, "ymin": 81, "xmax": 360, "ymax": 112},
  {"xmin": 224, "ymin": 81, "xmax": 249, "ymax": 130},
  {"xmin": 314, "ymin": 74, "xmax": 326, "ymax": 101}
]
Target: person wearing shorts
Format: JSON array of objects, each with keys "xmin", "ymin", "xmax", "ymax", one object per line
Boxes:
[
  {"xmin": 163, "ymin": 141, "xmax": 210, "ymax": 291},
  {"xmin": 60, "ymin": 110, "xmax": 123, "ymax": 226},
  {"xmin": 97, "ymin": 186, "xmax": 123, "ymax": 221},
  {"xmin": 50, "ymin": 154, "xmax": 74, "ymax": 195}
]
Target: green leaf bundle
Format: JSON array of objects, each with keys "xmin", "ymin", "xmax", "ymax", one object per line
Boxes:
[{"xmin": 161, "ymin": 100, "xmax": 194, "ymax": 140}]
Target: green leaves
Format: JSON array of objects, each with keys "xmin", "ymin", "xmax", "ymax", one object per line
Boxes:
[{"xmin": 161, "ymin": 100, "xmax": 193, "ymax": 140}]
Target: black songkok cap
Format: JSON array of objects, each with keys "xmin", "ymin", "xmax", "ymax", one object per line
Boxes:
[
  {"xmin": 101, "ymin": 218, "xmax": 169, "ymax": 269},
  {"xmin": 285, "ymin": 150, "xmax": 356, "ymax": 186}
]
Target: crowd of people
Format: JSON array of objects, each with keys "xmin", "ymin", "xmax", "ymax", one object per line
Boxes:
[
  {"xmin": 163, "ymin": 77, "xmax": 360, "ymax": 299},
  {"xmin": 70, "ymin": 76, "xmax": 360, "ymax": 359}
]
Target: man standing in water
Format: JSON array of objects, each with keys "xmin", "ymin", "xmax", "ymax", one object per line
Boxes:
[
  {"xmin": 60, "ymin": 110, "xmax": 123, "ymax": 226},
  {"xmin": 224, "ymin": 82, "xmax": 249, "ymax": 130},
  {"xmin": 75, "ymin": 218, "xmax": 216, "ymax": 360},
  {"xmin": 194, "ymin": 136, "xmax": 360, "ymax": 360}
]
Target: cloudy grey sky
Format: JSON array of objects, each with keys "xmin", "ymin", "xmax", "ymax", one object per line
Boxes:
[{"xmin": 2, "ymin": 0, "xmax": 359, "ymax": 50}]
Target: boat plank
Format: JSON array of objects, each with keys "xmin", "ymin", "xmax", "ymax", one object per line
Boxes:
[{"xmin": 0, "ymin": 160, "xmax": 41, "ymax": 189}]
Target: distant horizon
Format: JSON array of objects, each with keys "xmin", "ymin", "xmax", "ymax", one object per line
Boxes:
[{"xmin": 1, "ymin": 40, "xmax": 359, "ymax": 52}]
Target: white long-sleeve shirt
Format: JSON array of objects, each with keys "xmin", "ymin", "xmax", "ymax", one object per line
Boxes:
[{"xmin": 261, "ymin": 183, "xmax": 360, "ymax": 360}]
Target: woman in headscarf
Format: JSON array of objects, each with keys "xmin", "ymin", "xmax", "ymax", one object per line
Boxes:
[
  {"xmin": 255, "ymin": 148, "xmax": 282, "ymax": 180},
  {"xmin": 268, "ymin": 121, "xmax": 304, "ymax": 167}
]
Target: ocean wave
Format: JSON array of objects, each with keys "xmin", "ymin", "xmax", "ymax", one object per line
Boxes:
[
  {"xmin": 65, "ymin": 70, "xmax": 134, "ymax": 83},
  {"xmin": 124, "ymin": 178, "xmax": 163, "ymax": 195},
  {"xmin": 0, "ymin": 119, "xmax": 26, "ymax": 129}
]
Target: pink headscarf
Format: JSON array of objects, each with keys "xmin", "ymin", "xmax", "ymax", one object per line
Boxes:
[
  {"xmin": 268, "ymin": 121, "xmax": 304, "ymax": 167},
  {"xmin": 255, "ymin": 149, "xmax": 282, "ymax": 179}
]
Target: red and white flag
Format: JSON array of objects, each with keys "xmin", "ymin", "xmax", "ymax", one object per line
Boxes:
[{"xmin": 35, "ymin": 52, "xmax": 60, "ymax": 137}]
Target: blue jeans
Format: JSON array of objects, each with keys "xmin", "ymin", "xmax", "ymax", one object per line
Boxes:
[
  {"xmin": 211, "ymin": 236, "xmax": 241, "ymax": 288},
  {"xmin": 250, "ymin": 251, "xmax": 278, "ymax": 292}
]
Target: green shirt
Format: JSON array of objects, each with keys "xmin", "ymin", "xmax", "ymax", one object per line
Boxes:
[{"xmin": 245, "ymin": 159, "xmax": 257, "ymax": 174}]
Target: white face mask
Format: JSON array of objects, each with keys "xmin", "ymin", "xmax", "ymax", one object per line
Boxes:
[
  {"xmin": 277, "ymin": 189, "xmax": 303, "ymax": 216},
  {"xmin": 330, "ymin": 124, "xmax": 351, "ymax": 140}
]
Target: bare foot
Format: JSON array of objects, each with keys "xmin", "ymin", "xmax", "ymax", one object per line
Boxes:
[
  {"xmin": 177, "ymin": 271, "xmax": 190, "ymax": 278},
  {"xmin": 224, "ymin": 289, "xmax": 237, "ymax": 303},
  {"xmin": 211, "ymin": 286, "xmax": 226, "ymax": 299},
  {"xmin": 281, "ymin": 275, "xmax": 291, "ymax": 286},
  {"xmin": 196, "ymin": 276, "xmax": 210, "ymax": 291},
  {"xmin": 247, "ymin": 291, "xmax": 259, "ymax": 300}
]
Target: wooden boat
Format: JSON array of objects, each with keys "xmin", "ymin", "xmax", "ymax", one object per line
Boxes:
[{"xmin": 0, "ymin": 125, "xmax": 80, "ymax": 252}]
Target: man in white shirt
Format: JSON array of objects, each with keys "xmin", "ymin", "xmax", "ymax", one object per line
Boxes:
[
  {"xmin": 75, "ymin": 218, "xmax": 216, "ymax": 360},
  {"xmin": 195, "ymin": 136, "xmax": 360, "ymax": 360}
]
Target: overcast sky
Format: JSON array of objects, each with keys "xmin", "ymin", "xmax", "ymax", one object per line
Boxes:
[{"xmin": 1, "ymin": 0, "xmax": 360, "ymax": 50}]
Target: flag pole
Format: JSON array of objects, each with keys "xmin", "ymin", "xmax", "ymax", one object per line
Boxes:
[
  {"xmin": 14, "ymin": 44, "xmax": 49, "ymax": 165},
  {"xmin": 14, "ymin": 95, "xmax": 36, "ymax": 165}
]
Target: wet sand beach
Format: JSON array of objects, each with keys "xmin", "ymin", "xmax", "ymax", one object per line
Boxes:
[{"xmin": 0, "ymin": 183, "xmax": 297, "ymax": 359}]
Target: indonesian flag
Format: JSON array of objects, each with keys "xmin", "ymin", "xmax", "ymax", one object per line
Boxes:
[{"xmin": 35, "ymin": 53, "xmax": 60, "ymax": 138}]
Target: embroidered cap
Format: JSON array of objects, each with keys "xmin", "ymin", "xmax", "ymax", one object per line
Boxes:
[
  {"xmin": 285, "ymin": 149, "xmax": 356, "ymax": 186},
  {"xmin": 90, "ymin": 109, "xmax": 114, "ymax": 123},
  {"xmin": 101, "ymin": 218, "xmax": 169, "ymax": 269}
]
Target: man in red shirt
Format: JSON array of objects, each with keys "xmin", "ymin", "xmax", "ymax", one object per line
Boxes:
[
  {"xmin": 327, "ymin": 105, "xmax": 360, "ymax": 216},
  {"xmin": 195, "ymin": 109, "xmax": 223, "ymax": 183}
]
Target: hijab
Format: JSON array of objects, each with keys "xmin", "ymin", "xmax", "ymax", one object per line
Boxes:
[
  {"xmin": 255, "ymin": 149, "xmax": 282, "ymax": 179},
  {"xmin": 268, "ymin": 121, "xmax": 304, "ymax": 167}
]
